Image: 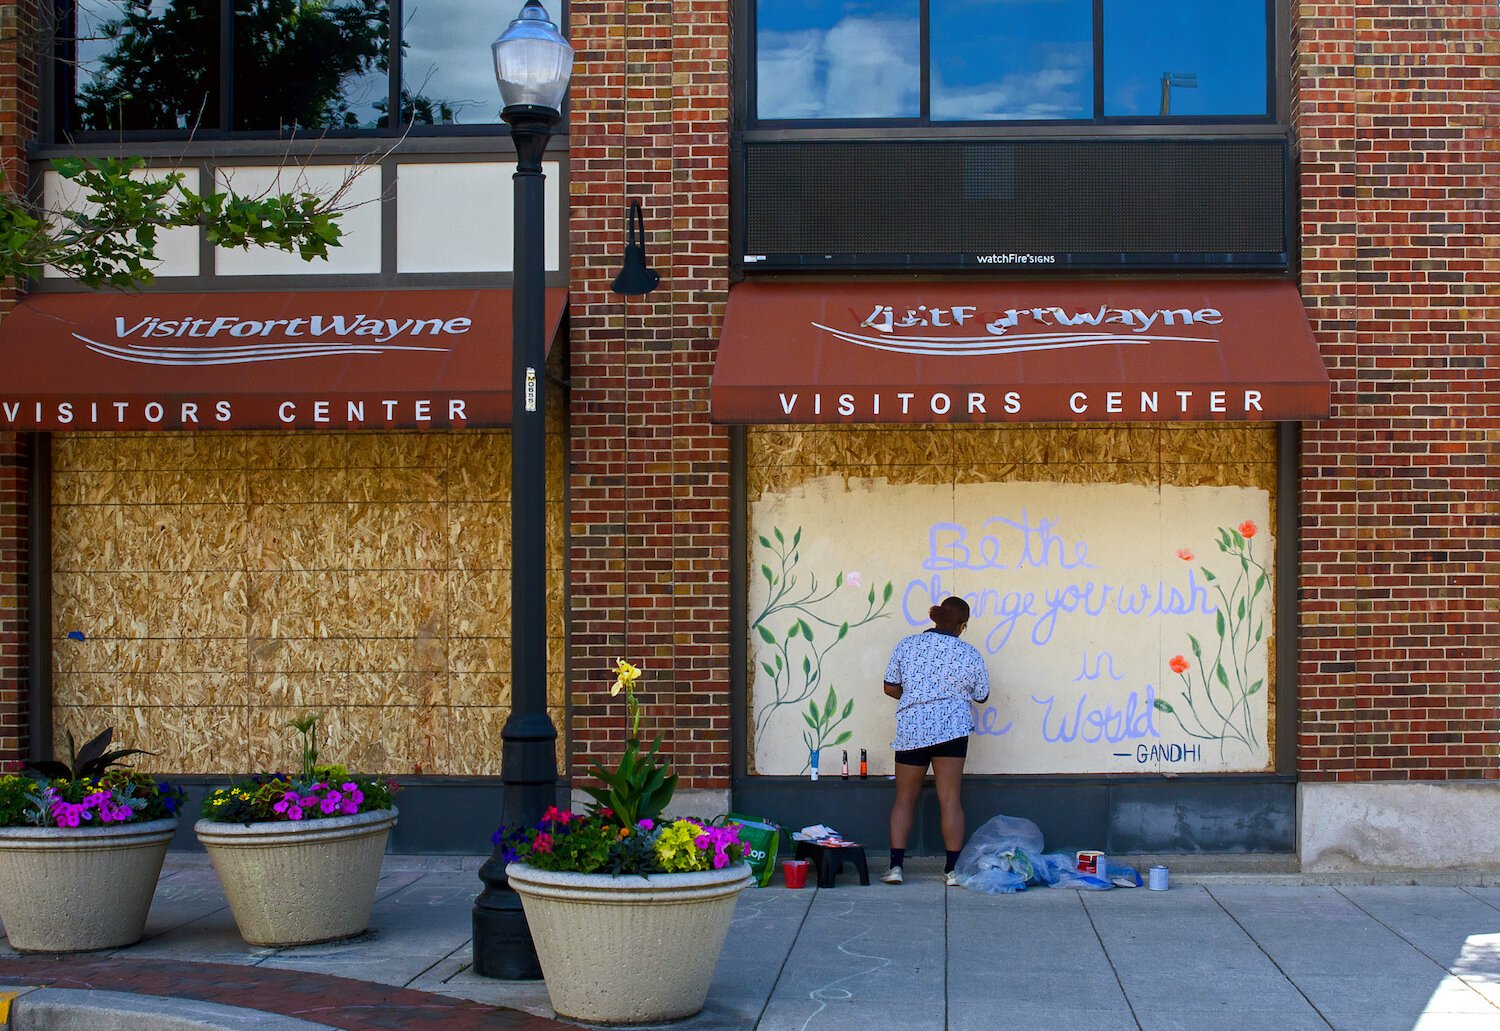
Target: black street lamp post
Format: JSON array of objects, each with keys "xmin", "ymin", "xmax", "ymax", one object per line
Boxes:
[{"xmin": 471, "ymin": 0, "xmax": 574, "ymax": 981}]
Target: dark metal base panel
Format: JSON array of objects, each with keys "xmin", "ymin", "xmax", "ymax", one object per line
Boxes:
[
  {"xmin": 162, "ymin": 776, "xmax": 1293, "ymax": 856},
  {"xmin": 731, "ymin": 777, "xmax": 1295, "ymax": 857}
]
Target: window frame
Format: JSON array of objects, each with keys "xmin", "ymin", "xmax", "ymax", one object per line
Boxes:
[
  {"xmin": 48, "ymin": 0, "xmax": 572, "ymax": 143},
  {"xmin": 742, "ymin": 0, "xmax": 1281, "ymax": 131}
]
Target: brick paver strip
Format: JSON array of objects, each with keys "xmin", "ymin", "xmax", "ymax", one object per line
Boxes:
[{"xmin": 0, "ymin": 956, "xmax": 580, "ymax": 1030}]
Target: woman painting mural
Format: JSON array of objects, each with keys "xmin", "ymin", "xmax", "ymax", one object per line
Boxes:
[{"xmin": 880, "ymin": 596, "xmax": 990, "ymax": 887}]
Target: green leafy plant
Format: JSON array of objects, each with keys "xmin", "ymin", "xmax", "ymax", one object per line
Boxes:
[
  {"xmin": 497, "ymin": 808, "xmax": 745, "ymax": 876},
  {"xmin": 579, "ymin": 661, "xmax": 678, "ymax": 827},
  {"xmin": 0, "ymin": 157, "xmax": 345, "ymax": 289},
  {"xmin": 1154, "ymin": 520, "xmax": 1271, "ymax": 758},
  {"xmin": 751, "ymin": 525, "xmax": 893, "ymax": 769},
  {"xmin": 198, "ymin": 712, "xmax": 396, "ymax": 824},
  {"xmin": 25, "ymin": 727, "xmax": 153, "ymax": 781}
]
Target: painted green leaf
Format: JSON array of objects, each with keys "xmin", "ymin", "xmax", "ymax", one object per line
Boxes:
[
  {"xmin": 804, "ymin": 712, "xmax": 818, "ymax": 730},
  {"xmin": 787, "ymin": 622, "xmax": 800, "ymax": 639},
  {"xmin": 867, "ymin": 586, "xmax": 876, "ymax": 605},
  {"xmin": 792, "ymin": 527, "xmax": 802, "ymax": 548},
  {"xmin": 1252, "ymin": 571, "xmax": 1267, "ymax": 598},
  {"xmin": 761, "ymin": 662, "xmax": 776, "ymax": 679},
  {"xmin": 1201, "ymin": 567, "xmax": 1218, "ymax": 582},
  {"xmin": 802, "ymin": 656, "xmax": 812, "ymax": 676},
  {"xmin": 883, "ymin": 582, "xmax": 894, "ymax": 603},
  {"xmin": 774, "ymin": 527, "xmax": 784, "ymax": 543},
  {"xmin": 824, "ymin": 692, "xmax": 836, "ymax": 719},
  {"xmin": 1247, "ymin": 679, "xmax": 1264, "ymax": 695},
  {"xmin": 1189, "ymin": 634, "xmax": 1203, "ymax": 659},
  {"xmin": 1215, "ymin": 663, "xmax": 1229, "ymax": 687},
  {"xmin": 757, "ymin": 624, "xmax": 776, "ymax": 645},
  {"xmin": 838, "ymin": 622, "xmax": 849, "ymax": 640},
  {"xmin": 808, "ymin": 700, "xmax": 820, "ymax": 723},
  {"xmin": 834, "ymin": 571, "xmax": 843, "ymax": 588},
  {"xmin": 761, "ymin": 563, "xmax": 775, "ymax": 586},
  {"xmin": 774, "ymin": 655, "xmax": 784, "ymax": 671},
  {"xmin": 1154, "ymin": 699, "xmax": 1175, "ymax": 713},
  {"xmin": 1254, "ymin": 622, "xmax": 1264, "ymax": 643},
  {"xmin": 1216, "ymin": 610, "xmax": 1226, "ymax": 637},
  {"xmin": 799, "ymin": 618, "xmax": 814, "ymax": 641},
  {"xmin": 1237, "ymin": 596, "xmax": 1246, "ymax": 620},
  {"xmin": 758, "ymin": 534, "xmax": 771, "ymax": 549},
  {"xmin": 833, "ymin": 730, "xmax": 853, "ymax": 746},
  {"xmin": 842, "ymin": 700, "xmax": 854, "ymax": 718}
]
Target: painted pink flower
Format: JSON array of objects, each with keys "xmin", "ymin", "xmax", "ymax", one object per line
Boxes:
[
  {"xmin": 1169, "ymin": 655, "xmax": 1190, "ymax": 675},
  {"xmin": 847, "ymin": 571, "xmax": 862, "ymax": 588},
  {"xmin": 1175, "ymin": 548, "xmax": 1194, "ymax": 561},
  {"xmin": 1239, "ymin": 520, "xmax": 1257, "ymax": 539}
]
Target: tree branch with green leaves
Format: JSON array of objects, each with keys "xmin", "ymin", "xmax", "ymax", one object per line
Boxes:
[{"xmin": 0, "ymin": 156, "xmax": 345, "ymax": 290}]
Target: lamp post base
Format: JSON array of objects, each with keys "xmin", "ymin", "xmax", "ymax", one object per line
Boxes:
[{"xmin": 472, "ymin": 872, "xmax": 542, "ymax": 980}]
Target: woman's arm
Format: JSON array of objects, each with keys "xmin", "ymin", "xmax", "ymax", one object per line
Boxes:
[{"xmin": 884, "ymin": 681, "xmax": 903, "ymax": 700}]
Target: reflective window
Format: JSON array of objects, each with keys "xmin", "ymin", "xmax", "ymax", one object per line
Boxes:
[
  {"xmin": 62, "ymin": 0, "xmax": 530, "ymax": 135},
  {"xmin": 751, "ymin": 0, "xmax": 1273, "ymax": 124},
  {"xmin": 931, "ymin": 0, "xmax": 1092, "ymax": 121},
  {"xmin": 401, "ymin": 0, "xmax": 499, "ymax": 125},
  {"xmin": 756, "ymin": 0, "xmax": 919, "ymax": 120},
  {"xmin": 233, "ymin": 0, "xmax": 389, "ymax": 131},
  {"xmin": 1103, "ymin": 0, "xmax": 1270, "ymax": 116},
  {"xmin": 73, "ymin": 0, "xmax": 219, "ymax": 132}
]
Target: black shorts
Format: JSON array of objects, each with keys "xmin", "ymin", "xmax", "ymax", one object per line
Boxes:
[{"xmin": 894, "ymin": 736, "xmax": 969, "ymax": 767}]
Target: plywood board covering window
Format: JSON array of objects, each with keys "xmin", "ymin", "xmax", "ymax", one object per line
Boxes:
[
  {"xmin": 745, "ymin": 424, "xmax": 1278, "ymax": 777},
  {"xmin": 50, "ymin": 423, "xmax": 566, "ymax": 777}
]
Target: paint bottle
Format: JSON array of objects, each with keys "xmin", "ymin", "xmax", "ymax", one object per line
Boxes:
[
  {"xmin": 841, "ymin": 749, "xmax": 849, "ymax": 779},
  {"xmin": 859, "ymin": 749, "xmax": 868, "ymax": 778},
  {"xmin": 810, "ymin": 749, "xmax": 819, "ymax": 781}
]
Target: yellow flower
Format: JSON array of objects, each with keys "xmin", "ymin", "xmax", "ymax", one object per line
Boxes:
[{"xmin": 611, "ymin": 659, "xmax": 642, "ymax": 697}]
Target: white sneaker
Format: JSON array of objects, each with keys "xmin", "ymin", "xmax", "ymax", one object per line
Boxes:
[
  {"xmin": 944, "ymin": 870, "xmax": 960, "ymax": 887},
  {"xmin": 880, "ymin": 866, "xmax": 904, "ymax": 884}
]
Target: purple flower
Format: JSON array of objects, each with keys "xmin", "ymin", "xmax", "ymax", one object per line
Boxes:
[
  {"xmin": 637, "ymin": 819, "xmax": 654, "ymax": 831},
  {"xmin": 287, "ymin": 806, "xmax": 304, "ymax": 821}
]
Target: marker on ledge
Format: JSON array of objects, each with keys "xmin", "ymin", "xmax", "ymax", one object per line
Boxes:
[{"xmin": 810, "ymin": 748, "xmax": 820, "ymax": 781}]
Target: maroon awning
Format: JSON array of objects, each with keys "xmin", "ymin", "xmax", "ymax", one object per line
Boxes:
[
  {"xmin": 711, "ymin": 280, "xmax": 1329, "ymax": 423},
  {"xmin": 0, "ymin": 288, "xmax": 567, "ymax": 431}
]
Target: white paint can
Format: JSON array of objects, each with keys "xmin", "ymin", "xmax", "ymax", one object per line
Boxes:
[{"xmin": 1148, "ymin": 865, "xmax": 1169, "ymax": 891}]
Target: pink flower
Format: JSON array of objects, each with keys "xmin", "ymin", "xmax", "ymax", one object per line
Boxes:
[
  {"xmin": 533, "ymin": 833, "xmax": 553, "ymax": 854},
  {"xmin": 1175, "ymin": 548, "xmax": 1194, "ymax": 561},
  {"xmin": 287, "ymin": 806, "xmax": 304, "ymax": 821},
  {"xmin": 847, "ymin": 571, "xmax": 862, "ymax": 588},
  {"xmin": 340, "ymin": 800, "xmax": 360, "ymax": 815},
  {"xmin": 637, "ymin": 818, "xmax": 654, "ymax": 831},
  {"xmin": 1239, "ymin": 520, "xmax": 1257, "ymax": 539},
  {"xmin": 320, "ymin": 797, "xmax": 339, "ymax": 814}
]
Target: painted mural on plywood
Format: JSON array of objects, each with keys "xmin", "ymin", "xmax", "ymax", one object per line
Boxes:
[{"xmin": 747, "ymin": 425, "xmax": 1277, "ymax": 776}]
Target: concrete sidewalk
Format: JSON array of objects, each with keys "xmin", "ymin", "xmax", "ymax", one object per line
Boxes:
[{"xmin": 3, "ymin": 855, "xmax": 1500, "ymax": 1030}]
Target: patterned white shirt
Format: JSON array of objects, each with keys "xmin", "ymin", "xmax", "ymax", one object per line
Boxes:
[{"xmin": 884, "ymin": 629, "xmax": 992, "ymax": 751}]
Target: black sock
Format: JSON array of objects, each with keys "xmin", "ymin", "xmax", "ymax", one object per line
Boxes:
[
  {"xmin": 890, "ymin": 848, "xmax": 905, "ymax": 868},
  {"xmin": 945, "ymin": 850, "xmax": 961, "ymax": 873}
]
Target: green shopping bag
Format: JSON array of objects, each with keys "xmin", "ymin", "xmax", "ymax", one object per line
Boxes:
[{"xmin": 726, "ymin": 813, "xmax": 780, "ymax": 887}]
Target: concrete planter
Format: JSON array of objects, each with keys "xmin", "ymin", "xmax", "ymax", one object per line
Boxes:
[
  {"xmin": 506, "ymin": 861, "xmax": 752, "ymax": 1025},
  {"xmin": 0, "ymin": 817, "xmax": 177, "ymax": 952},
  {"xmin": 195, "ymin": 807, "xmax": 397, "ymax": 947}
]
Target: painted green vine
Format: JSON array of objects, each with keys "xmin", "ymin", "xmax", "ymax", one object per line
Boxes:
[
  {"xmin": 751, "ymin": 526, "xmax": 893, "ymax": 772},
  {"xmin": 1153, "ymin": 520, "xmax": 1270, "ymax": 759}
]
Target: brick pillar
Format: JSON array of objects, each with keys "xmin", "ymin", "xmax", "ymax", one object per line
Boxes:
[
  {"xmin": 0, "ymin": 0, "xmax": 39, "ymax": 764},
  {"xmin": 1295, "ymin": 2, "xmax": 1500, "ymax": 780},
  {"xmin": 568, "ymin": 0, "xmax": 733, "ymax": 790}
]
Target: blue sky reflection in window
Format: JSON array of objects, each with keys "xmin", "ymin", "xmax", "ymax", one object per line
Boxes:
[
  {"xmin": 756, "ymin": 0, "xmax": 920, "ymax": 119},
  {"xmin": 931, "ymin": 0, "xmax": 1092, "ymax": 120},
  {"xmin": 1104, "ymin": 0, "xmax": 1268, "ymax": 117}
]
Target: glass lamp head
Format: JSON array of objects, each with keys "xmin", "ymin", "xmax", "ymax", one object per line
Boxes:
[{"xmin": 492, "ymin": 0, "xmax": 575, "ymax": 116}]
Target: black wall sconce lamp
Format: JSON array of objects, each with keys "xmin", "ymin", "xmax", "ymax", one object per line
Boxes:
[{"xmin": 610, "ymin": 200, "xmax": 660, "ymax": 296}]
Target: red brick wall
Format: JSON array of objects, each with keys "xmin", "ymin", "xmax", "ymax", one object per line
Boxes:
[
  {"xmin": 0, "ymin": 0, "xmax": 39, "ymax": 764},
  {"xmin": 1295, "ymin": 2, "xmax": 1500, "ymax": 779},
  {"xmin": 566, "ymin": 0, "xmax": 733, "ymax": 788}
]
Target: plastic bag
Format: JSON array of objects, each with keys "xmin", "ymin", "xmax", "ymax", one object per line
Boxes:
[
  {"xmin": 953, "ymin": 813, "xmax": 1141, "ymax": 894},
  {"xmin": 726, "ymin": 813, "xmax": 780, "ymax": 887}
]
